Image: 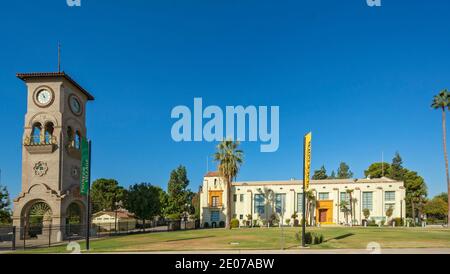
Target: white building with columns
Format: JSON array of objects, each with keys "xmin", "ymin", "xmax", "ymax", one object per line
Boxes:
[{"xmin": 199, "ymin": 171, "xmax": 406, "ymax": 227}]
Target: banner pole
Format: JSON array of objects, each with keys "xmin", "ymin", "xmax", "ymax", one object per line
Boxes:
[
  {"xmin": 302, "ymin": 135, "xmax": 306, "ymax": 247},
  {"xmin": 86, "ymin": 140, "xmax": 92, "ymax": 251}
]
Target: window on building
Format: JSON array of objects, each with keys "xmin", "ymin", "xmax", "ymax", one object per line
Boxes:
[
  {"xmin": 362, "ymin": 192, "xmax": 373, "ymax": 211},
  {"xmin": 254, "ymin": 194, "xmax": 265, "ymax": 214},
  {"xmin": 240, "ymin": 194, "xmax": 244, "ymax": 202},
  {"xmin": 275, "ymin": 194, "xmax": 286, "ymax": 214},
  {"xmin": 297, "ymin": 193, "xmax": 304, "ymax": 212},
  {"xmin": 340, "ymin": 192, "xmax": 350, "ymax": 203},
  {"xmin": 340, "ymin": 192, "xmax": 350, "ymax": 212},
  {"xmin": 385, "ymin": 191, "xmax": 395, "ymax": 202},
  {"xmin": 211, "ymin": 196, "xmax": 220, "ymax": 207},
  {"xmin": 74, "ymin": 130, "xmax": 81, "ymax": 149},
  {"xmin": 239, "ymin": 214, "xmax": 243, "ymax": 220},
  {"xmin": 44, "ymin": 122, "xmax": 54, "ymax": 144},
  {"xmin": 233, "ymin": 194, "xmax": 237, "ymax": 202},
  {"xmin": 318, "ymin": 192, "xmax": 329, "ymax": 200},
  {"xmin": 31, "ymin": 122, "xmax": 42, "ymax": 144}
]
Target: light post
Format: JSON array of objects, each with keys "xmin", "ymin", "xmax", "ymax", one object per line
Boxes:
[
  {"xmin": 184, "ymin": 203, "xmax": 191, "ymax": 229},
  {"xmin": 114, "ymin": 200, "xmax": 122, "ymax": 234}
]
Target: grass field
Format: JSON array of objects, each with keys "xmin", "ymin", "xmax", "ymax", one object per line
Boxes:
[{"xmin": 18, "ymin": 226, "xmax": 450, "ymax": 253}]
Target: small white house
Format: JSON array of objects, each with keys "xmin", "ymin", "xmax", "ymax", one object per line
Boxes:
[{"xmin": 92, "ymin": 209, "xmax": 137, "ymax": 231}]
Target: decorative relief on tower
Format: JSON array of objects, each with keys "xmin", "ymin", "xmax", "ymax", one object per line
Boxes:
[
  {"xmin": 33, "ymin": 161, "xmax": 49, "ymax": 177},
  {"xmin": 71, "ymin": 166, "xmax": 80, "ymax": 180}
]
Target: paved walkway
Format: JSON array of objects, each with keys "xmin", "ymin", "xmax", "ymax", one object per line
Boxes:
[{"xmin": 98, "ymin": 248, "xmax": 450, "ymax": 254}]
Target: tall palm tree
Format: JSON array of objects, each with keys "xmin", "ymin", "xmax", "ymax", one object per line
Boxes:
[
  {"xmin": 214, "ymin": 140, "xmax": 244, "ymax": 229},
  {"xmin": 432, "ymin": 90, "xmax": 450, "ymax": 226}
]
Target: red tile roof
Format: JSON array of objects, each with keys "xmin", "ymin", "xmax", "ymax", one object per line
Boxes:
[
  {"xmin": 205, "ymin": 171, "xmax": 221, "ymax": 177},
  {"xmin": 16, "ymin": 72, "xmax": 95, "ymax": 100}
]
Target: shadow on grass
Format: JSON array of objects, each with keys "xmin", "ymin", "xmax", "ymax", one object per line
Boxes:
[
  {"xmin": 165, "ymin": 235, "xmax": 216, "ymax": 242},
  {"xmin": 324, "ymin": 233, "xmax": 354, "ymax": 242}
]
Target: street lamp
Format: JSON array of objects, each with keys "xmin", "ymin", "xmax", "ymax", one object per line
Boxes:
[{"xmin": 114, "ymin": 200, "xmax": 122, "ymax": 234}]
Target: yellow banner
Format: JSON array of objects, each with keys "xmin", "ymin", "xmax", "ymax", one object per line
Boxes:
[{"xmin": 303, "ymin": 132, "xmax": 312, "ymax": 190}]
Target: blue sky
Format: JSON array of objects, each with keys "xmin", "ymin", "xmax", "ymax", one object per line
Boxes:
[{"xmin": 1, "ymin": 0, "xmax": 449, "ymax": 202}]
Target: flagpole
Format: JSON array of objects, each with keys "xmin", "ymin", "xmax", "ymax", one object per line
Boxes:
[
  {"xmin": 302, "ymin": 135, "xmax": 306, "ymax": 247},
  {"xmin": 86, "ymin": 140, "xmax": 92, "ymax": 251}
]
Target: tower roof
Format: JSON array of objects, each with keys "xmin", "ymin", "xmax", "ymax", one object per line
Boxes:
[{"xmin": 16, "ymin": 72, "xmax": 95, "ymax": 101}]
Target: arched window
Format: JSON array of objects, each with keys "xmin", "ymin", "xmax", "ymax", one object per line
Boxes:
[
  {"xmin": 67, "ymin": 126, "xmax": 74, "ymax": 147},
  {"xmin": 44, "ymin": 122, "xmax": 54, "ymax": 144},
  {"xmin": 31, "ymin": 123, "xmax": 42, "ymax": 144},
  {"xmin": 74, "ymin": 130, "xmax": 81, "ymax": 150}
]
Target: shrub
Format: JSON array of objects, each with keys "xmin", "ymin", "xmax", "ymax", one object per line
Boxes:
[
  {"xmin": 269, "ymin": 214, "xmax": 279, "ymax": 226},
  {"xmin": 167, "ymin": 213, "xmax": 181, "ymax": 220},
  {"xmin": 230, "ymin": 219, "xmax": 240, "ymax": 229},
  {"xmin": 305, "ymin": 232, "xmax": 324, "ymax": 245},
  {"xmin": 262, "ymin": 219, "xmax": 268, "ymax": 226},
  {"xmin": 304, "ymin": 232, "xmax": 313, "ymax": 244},
  {"xmin": 368, "ymin": 219, "xmax": 377, "ymax": 227},
  {"xmin": 285, "ymin": 219, "xmax": 291, "ymax": 225},
  {"xmin": 363, "ymin": 208, "xmax": 370, "ymax": 220},
  {"xmin": 389, "ymin": 217, "xmax": 404, "ymax": 226}
]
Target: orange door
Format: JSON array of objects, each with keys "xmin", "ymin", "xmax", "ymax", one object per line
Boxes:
[{"xmin": 319, "ymin": 209, "xmax": 327, "ymax": 223}]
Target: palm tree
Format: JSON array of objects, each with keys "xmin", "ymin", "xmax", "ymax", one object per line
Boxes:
[
  {"xmin": 346, "ymin": 189, "xmax": 354, "ymax": 225},
  {"xmin": 339, "ymin": 200, "xmax": 350, "ymax": 225},
  {"xmin": 305, "ymin": 190, "xmax": 316, "ymax": 226},
  {"xmin": 432, "ymin": 90, "xmax": 450, "ymax": 226},
  {"xmin": 214, "ymin": 140, "xmax": 244, "ymax": 229}
]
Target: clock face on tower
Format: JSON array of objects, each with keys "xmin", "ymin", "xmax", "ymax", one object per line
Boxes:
[
  {"xmin": 34, "ymin": 88, "xmax": 54, "ymax": 107},
  {"xmin": 69, "ymin": 95, "xmax": 82, "ymax": 115}
]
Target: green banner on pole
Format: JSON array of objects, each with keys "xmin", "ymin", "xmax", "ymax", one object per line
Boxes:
[{"xmin": 80, "ymin": 138, "xmax": 90, "ymax": 196}]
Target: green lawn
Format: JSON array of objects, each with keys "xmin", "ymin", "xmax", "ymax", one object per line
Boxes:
[{"xmin": 16, "ymin": 226, "xmax": 450, "ymax": 253}]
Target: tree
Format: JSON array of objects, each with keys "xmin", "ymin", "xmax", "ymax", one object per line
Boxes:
[
  {"xmin": 124, "ymin": 183, "xmax": 161, "ymax": 231},
  {"xmin": 329, "ymin": 171, "xmax": 336, "ymax": 179},
  {"xmin": 156, "ymin": 187, "xmax": 169, "ymax": 218},
  {"xmin": 91, "ymin": 179, "xmax": 125, "ymax": 213},
  {"xmin": 364, "ymin": 162, "xmax": 391, "ymax": 178},
  {"xmin": 386, "ymin": 206, "xmax": 394, "ymax": 220},
  {"xmin": 424, "ymin": 196, "xmax": 448, "ymax": 220},
  {"xmin": 346, "ymin": 189, "xmax": 355, "ymax": 225},
  {"xmin": 339, "ymin": 200, "xmax": 350, "ymax": 224},
  {"xmin": 431, "ymin": 89, "xmax": 450, "ymax": 226},
  {"xmin": 305, "ymin": 190, "xmax": 316, "ymax": 225},
  {"xmin": 191, "ymin": 192, "xmax": 201, "ymax": 220},
  {"xmin": 337, "ymin": 162, "xmax": 353, "ymax": 179},
  {"xmin": 365, "ymin": 153, "xmax": 428, "ymax": 223},
  {"xmin": 435, "ymin": 192, "xmax": 448, "ymax": 204},
  {"xmin": 390, "ymin": 152, "xmax": 405, "ymax": 181},
  {"xmin": 363, "ymin": 208, "xmax": 370, "ymax": 220},
  {"xmin": 312, "ymin": 166, "xmax": 328, "ymax": 180},
  {"xmin": 214, "ymin": 140, "xmax": 244, "ymax": 229},
  {"xmin": 167, "ymin": 165, "xmax": 191, "ymax": 214},
  {"xmin": 0, "ymin": 185, "xmax": 11, "ymax": 224},
  {"xmin": 403, "ymin": 170, "xmax": 427, "ymax": 222}
]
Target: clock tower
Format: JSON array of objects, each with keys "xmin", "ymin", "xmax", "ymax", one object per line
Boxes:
[{"xmin": 12, "ymin": 72, "xmax": 94, "ymax": 242}]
